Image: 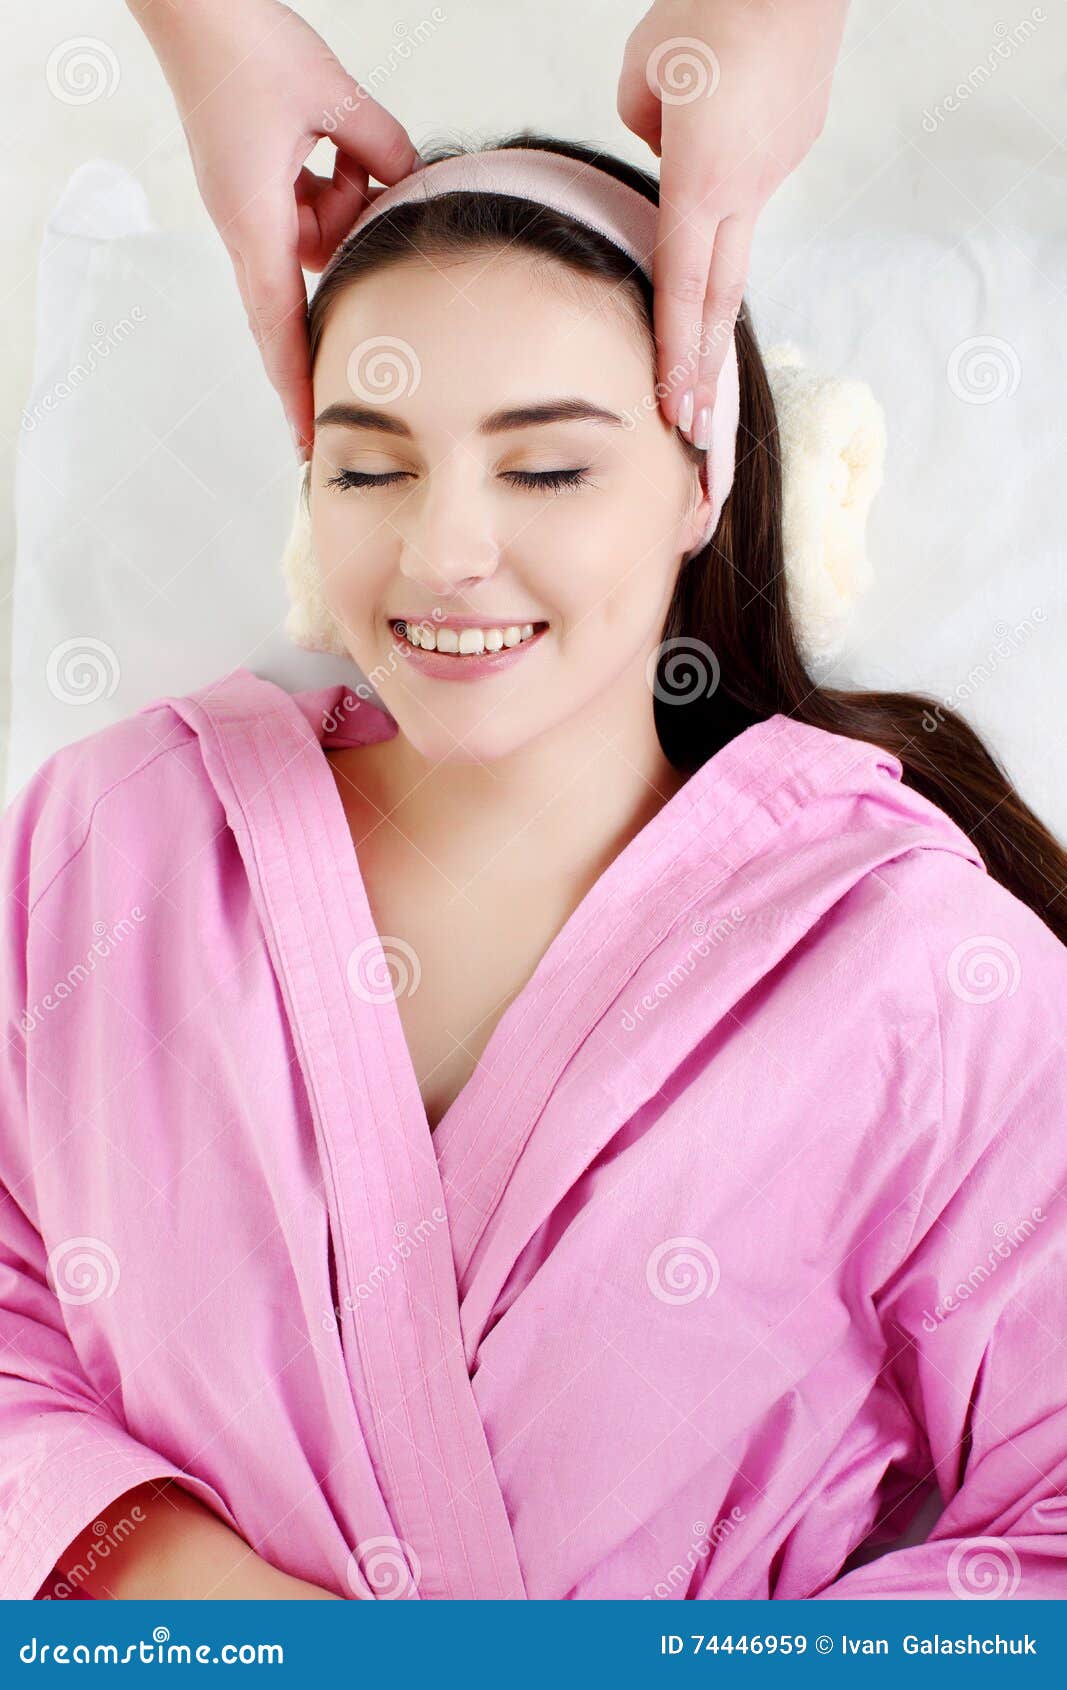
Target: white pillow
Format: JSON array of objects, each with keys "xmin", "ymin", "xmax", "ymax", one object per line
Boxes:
[
  {"xmin": 10, "ymin": 162, "xmax": 1065, "ymax": 846},
  {"xmin": 9, "ymin": 159, "xmax": 353, "ymax": 803},
  {"xmin": 752, "ymin": 225, "xmax": 1065, "ymax": 845}
]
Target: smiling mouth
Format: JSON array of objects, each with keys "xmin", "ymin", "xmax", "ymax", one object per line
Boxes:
[{"xmin": 389, "ymin": 619, "xmax": 549, "ymax": 655}]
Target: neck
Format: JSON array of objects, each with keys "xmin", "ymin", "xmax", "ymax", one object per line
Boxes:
[{"xmin": 333, "ymin": 678, "xmax": 688, "ymax": 893}]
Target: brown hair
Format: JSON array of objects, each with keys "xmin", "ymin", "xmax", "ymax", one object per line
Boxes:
[{"xmin": 307, "ymin": 132, "xmax": 1067, "ymax": 944}]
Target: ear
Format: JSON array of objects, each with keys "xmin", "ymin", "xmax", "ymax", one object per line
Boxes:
[{"xmin": 681, "ymin": 450, "xmax": 713, "ymax": 554}]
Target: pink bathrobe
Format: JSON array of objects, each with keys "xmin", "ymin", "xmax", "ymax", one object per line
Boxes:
[{"xmin": 1, "ymin": 666, "xmax": 1066, "ymax": 1601}]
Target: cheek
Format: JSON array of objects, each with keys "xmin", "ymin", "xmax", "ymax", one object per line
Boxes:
[
  {"xmin": 547, "ymin": 535, "xmax": 680, "ymax": 644},
  {"xmin": 311, "ymin": 497, "xmax": 358, "ymax": 563},
  {"xmin": 544, "ymin": 462, "xmax": 688, "ymax": 619},
  {"xmin": 311, "ymin": 506, "xmax": 389, "ymax": 617}
]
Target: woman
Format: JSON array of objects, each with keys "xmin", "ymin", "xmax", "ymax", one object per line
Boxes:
[{"xmin": 2, "ymin": 135, "xmax": 1066, "ymax": 1603}]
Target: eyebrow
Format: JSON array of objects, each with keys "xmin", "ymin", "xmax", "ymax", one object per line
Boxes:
[{"xmin": 313, "ymin": 397, "xmax": 626, "ymax": 438}]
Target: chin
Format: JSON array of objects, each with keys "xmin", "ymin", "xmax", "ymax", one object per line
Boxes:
[{"xmin": 395, "ymin": 709, "xmax": 533, "ymax": 767}]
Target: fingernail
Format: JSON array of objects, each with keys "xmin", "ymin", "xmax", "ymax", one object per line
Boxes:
[
  {"xmin": 677, "ymin": 389, "xmax": 694, "ymax": 434},
  {"xmin": 291, "ymin": 425, "xmax": 308, "ymax": 464},
  {"xmin": 692, "ymin": 406, "xmax": 712, "ymax": 451}
]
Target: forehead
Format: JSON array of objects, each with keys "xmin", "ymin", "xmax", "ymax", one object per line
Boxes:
[{"xmin": 314, "ymin": 251, "xmax": 653, "ymax": 410}]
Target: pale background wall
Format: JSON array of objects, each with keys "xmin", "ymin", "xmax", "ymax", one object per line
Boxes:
[{"xmin": 3, "ymin": 0, "xmax": 1065, "ymax": 797}]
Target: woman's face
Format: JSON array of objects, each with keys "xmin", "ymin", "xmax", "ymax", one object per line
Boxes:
[{"xmin": 309, "ymin": 249, "xmax": 710, "ymax": 764}]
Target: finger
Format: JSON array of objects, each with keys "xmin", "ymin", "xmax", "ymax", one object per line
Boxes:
[
  {"xmin": 294, "ymin": 156, "xmax": 371, "ymax": 271},
  {"xmin": 230, "ymin": 212, "xmax": 315, "ymax": 457},
  {"xmin": 296, "ymin": 166, "xmax": 388, "ymax": 218},
  {"xmin": 616, "ymin": 35, "xmax": 663, "ymax": 155},
  {"xmin": 694, "ymin": 213, "xmax": 754, "ymax": 418},
  {"xmin": 653, "ymin": 142, "xmax": 721, "ymax": 428},
  {"xmin": 327, "ymin": 82, "xmax": 421, "ymax": 187}
]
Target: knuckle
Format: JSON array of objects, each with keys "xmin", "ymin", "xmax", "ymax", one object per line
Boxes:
[
  {"xmin": 712, "ymin": 282, "xmax": 745, "ymax": 316},
  {"xmin": 376, "ymin": 125, "xmax": 417, "ymax": 176},
  {"xmin": 665, "ymin": 270, "xmax": 709, "ymax": 306},
  {"xmin": 248, "ymin": 288, "xmax": 300, "ymax": 343}
]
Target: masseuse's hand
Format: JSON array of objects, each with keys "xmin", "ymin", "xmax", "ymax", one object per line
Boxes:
[
  {"xmin": 126, "ymin": 0, "xmax": 421, "ymax": 459},
  {"xmin": 618, "ymin": 0, "xmax": 850, "ymax": 443}
]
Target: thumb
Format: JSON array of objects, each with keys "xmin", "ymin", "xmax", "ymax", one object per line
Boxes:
[
  {"xmin": 617, "ymin": 37, "xmax": 663, "ymax": 155},
  {"xmin": 326, "ymin": 82, "xmax": 422, "ymax": 187}
]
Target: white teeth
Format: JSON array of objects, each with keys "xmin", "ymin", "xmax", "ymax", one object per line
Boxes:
[{"xmin": 396, "ymin": 620, "xmax": 543, "ymax": 655}]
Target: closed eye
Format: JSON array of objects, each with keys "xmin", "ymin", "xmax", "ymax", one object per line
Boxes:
[
  {"xmin": 324, "ymin": 467, "xmax": 592, "ymax": 493},
  {"xmin": 505, "ymin": 467, "xmax": 592, "ymax": 491},
  {"xmin": 324, "ymin": 468, "xmax": 409, "ymax": 491}
]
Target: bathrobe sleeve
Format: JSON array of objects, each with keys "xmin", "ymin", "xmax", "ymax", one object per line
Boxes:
[
  {"xmin": 815, "ymin": 851, "xmax": 1067, "ymax": 1600},
  {"xmin": 0, "ymin": 763, "xmax": 239, "ymax": 1600}
]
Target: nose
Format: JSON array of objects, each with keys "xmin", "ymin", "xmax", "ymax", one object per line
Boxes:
[{"xmin": 396, "ymin": 458, "xmax": 499, "ymax": 597}]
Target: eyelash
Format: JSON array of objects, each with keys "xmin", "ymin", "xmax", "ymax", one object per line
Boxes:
[{"xmin": 324, "ymin": 467, "xmax": 592, "ymax": 494}]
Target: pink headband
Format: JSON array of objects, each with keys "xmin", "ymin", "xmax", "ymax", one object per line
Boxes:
[{"xmin": 335, "ymin": 147, "xmax": 740, "ymax": 559}]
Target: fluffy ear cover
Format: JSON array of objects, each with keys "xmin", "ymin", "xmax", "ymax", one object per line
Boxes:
[
  {"xmin": 280, "ymin": 463, "xmax": 347, "ymax": 656},
  {"xmin": 763, "ymin": 342, "xmax": 887, "ymax": 664}
]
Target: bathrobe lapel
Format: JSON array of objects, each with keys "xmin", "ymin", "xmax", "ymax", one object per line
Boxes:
[{"xmin": 164, "ymin": 668, "xmax": 526, "ymax": 1600}]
